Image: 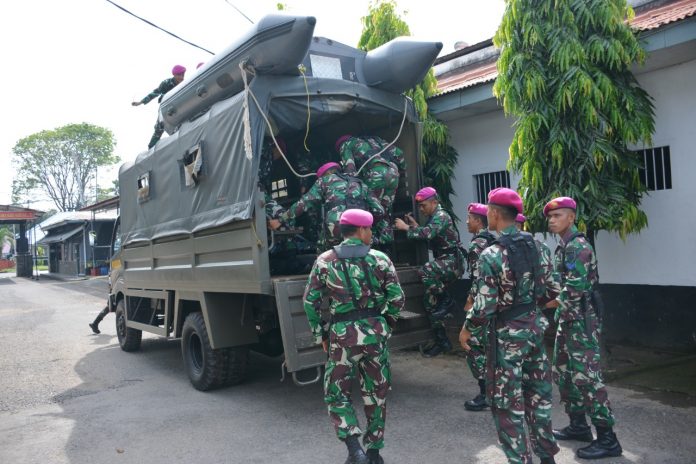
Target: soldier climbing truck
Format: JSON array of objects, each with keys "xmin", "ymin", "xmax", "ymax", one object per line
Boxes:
[{"xmin": 107, "ymin": 14, "xmax": 444, "ymax": 391}]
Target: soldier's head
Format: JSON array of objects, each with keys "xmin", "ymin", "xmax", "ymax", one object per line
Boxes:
[
  {"xmin": 466, "ymin": 203, "xmax": 488, "ymax": 233},
  {"xmin": 487, "ymin": 188, "xmax": 523, "ymax": 232},
  {"xmin": 515, "ymin": 213, "xmax": 526, "ymax": 231},
  {"xmin": 316, "ymin": 162, "xmax": 340, "ymax": 178},
  {"xmin": 339, "ymin": 209, "xmax": 373, "ymax": 245},
  {"xmin": 171, "ymin": 65, "xmax": 186, "ymax": 83},
  {"xmin": 544, "ymin": 197, "xmax": 577, "ymax": 235},
  {"xmin": 415, "ymin": 187, "xmax": 439, "ymax": 216},
  {"xmin": 335, "ymin": 135, "xmax": 353, "ymax": 153}
]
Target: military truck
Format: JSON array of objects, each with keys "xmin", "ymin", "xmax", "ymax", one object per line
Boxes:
[{"xmin": 108, "ymin": 15, "xmax": 442, "ymax": 391}]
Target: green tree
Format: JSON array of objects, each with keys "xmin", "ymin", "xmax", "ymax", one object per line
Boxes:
[
  {"xmin": 493, "ymin": 0, "xmax": 655, "ymax": 240},
  {"xmin": 0, "ymin": 226, "xmax": 14, "ymax": 256},
  {"xmin": 12, "ymin": 123, "xmax": 120, "ymax": 211},
  {"xmin": 359, "ymin": 0, "xmax": 458, "ymax": 217}
]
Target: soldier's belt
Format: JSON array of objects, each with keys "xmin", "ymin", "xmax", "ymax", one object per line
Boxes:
[
  {"xmin": 331, "ymin": 309, "xmax": 383, "ymax": 323},
  {"xmin": 495, "ymin": 302, "xmax": 536, "ymax": 327}
]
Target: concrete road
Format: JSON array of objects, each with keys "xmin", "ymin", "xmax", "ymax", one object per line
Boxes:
[{"xmin": 0, "ymin": 276, "xmax": 694, "ymax": 464}]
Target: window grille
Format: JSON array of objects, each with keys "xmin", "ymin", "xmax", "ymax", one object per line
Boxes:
[
  {"xmin": 636, "ymin": 146, "xmax": 672, "ymax": 191},
  {"xmin": 474, "ymin": 170, "xmax": 510, "ymax": 204}
]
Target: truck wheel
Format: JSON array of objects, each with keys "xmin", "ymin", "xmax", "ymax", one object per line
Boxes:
[
  {"xmin": 181, "ymin": 312, "xmax": 229, "ymax": 391},
  {"xmin": 115, "ymin": 299, "xmax": 142, "ymax": 352},
  {"xmin": 223, "ymin": 346, "xmax": 249, "ymax": 386}
]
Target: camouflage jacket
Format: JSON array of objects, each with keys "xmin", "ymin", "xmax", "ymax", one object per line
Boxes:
[
  {"xmin": 140, "ymin": 77, "xmax": 179, "ymax": 105},
  {"xmin": 407, "ymin": 205, "xmax": 461, "ymax": 259},
  {"xmin": 303, "ymin": 237, "xmax": 405, "ymax": 344},
  {"xmin": 339, "ymin": 136, "xmax": 406, "ymax": 176},
  {"xmin": 465, "ymin": 226, "xmax": 560, "ymax": 331},
  {"xmin": 554, "ymin": 225, "xmax": 598, "ymax": 323},
  {"xmin": 467, "ymin": 228, "xmax": 496, "ymax": 298},
  {"xmin": 280, "ymin": 172, "xmax": 384, "ymax": 223}
]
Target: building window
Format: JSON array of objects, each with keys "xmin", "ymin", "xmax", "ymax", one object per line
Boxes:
[
  {"xmin": 271, "ymin": 178, "xmax": 288, "ymax": 199},
  {"xmin": 636, "ymin": 146, "xmax": 672, "ymax": 191},
  {"xmin": 474, "ymin": 170, "xmax": 510, "ymax": 204}
]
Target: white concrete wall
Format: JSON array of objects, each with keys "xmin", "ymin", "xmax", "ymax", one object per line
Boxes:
[{"xmin": 446, "ymin": 58, "xmax": 696, "ymax": 286}]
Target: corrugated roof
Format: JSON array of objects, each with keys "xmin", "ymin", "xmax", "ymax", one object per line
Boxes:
[{"xmin": 433, "ymin": 0, "xmax": 696, "ymax": 97}]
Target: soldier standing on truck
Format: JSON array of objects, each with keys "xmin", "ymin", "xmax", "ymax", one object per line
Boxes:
[
  {"xmin": 394, "ymin": 187, "xmax": 464, "ymax": 357},
  {"xmin": 303, "ymin": 209, "xmax": 404, "ymax": 464},
  {"xmin": 132, "ymin": 64, "xmax": 186, "ymax": 149},
  {"xmin": 544, "ymin": 197, "xmax": 622, "ymax": 460},
  {"xmin": 461, "ymin": 202, "xmax": 496, "ymax": 411},
  {"xmin": 272, "ymin": 162, "xmax": 384, "ymax": 251},
  {"xmin": 337, "ymin": 135, "xmax": 406, "ymax": 247},
  {"xmin": 459, "ymin": 188, "xmax": 560, "ymax": 464}
]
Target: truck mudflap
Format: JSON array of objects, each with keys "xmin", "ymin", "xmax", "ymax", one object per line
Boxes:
[{"xmin": 273, "ymin": 266, "xmax": 432, "ymax": 383}]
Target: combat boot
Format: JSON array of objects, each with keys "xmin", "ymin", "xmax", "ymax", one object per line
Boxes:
[
  {"xmin": 464, "ymin": 378, "xmax": 489, "ymax": 411},
  {"xmin": 553, "ymin": 413, "xmax": 593, "ymax": 442},
  {"xmin": 366, "ymin": 448, "xmax": 384, "ymax": 464},
  {"xmin": 430, "ymin": 294, "xmax": 455, "ymax": 320},
  {"xmin": 88, "ymin": 321, "xmax": 101, "ymax": 334},
  {"xmin": 576, "ymin": 426, "xmax": 622, "ymax": 459},
  {"xmin": 422, "ymin": 328, "xmax": 452, "ymax": 357},
  {"xmin": 344, "ymin": 435, "xmax": 369, "ymax": 464},
  {"xmin": 539, "ymin": 458, "xmax": 557, "ymax": 464}
]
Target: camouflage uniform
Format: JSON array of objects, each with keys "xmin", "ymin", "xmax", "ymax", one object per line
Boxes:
[
  {"xmin": 553, "ymin": 225, "xmax": 615, "ymax": 428},
  {"xmin": 138, "ymin": 77, "xmax": 180, "ymax": 149},
  {"xmin": 280, "ymin": 172, "xmax": 384, "ymax": 251},
  {"xmin": 295, "ymin": 148, "xmax": 330, "ymax": 243},
  {"xmin": 465, "ymin": 228, "xmax": 496, "ymax": 381},
  {"xmin": 407, "ymin": 204, "xmax": 464, "ymax": 328},
  {"xmin": 340, "ymin": 136, "xmax": 406, "ymax": 245},
  {"xmin": 303, "ymin": 237, "xmax": 405, "ymax": 450},
  {"xmin": 465, "ymin": 225, "xmax": 560, "ymax": 464}
]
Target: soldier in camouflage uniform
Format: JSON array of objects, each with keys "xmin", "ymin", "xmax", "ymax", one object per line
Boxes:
[
  {"xmin": 460, "ymin": 188, "xmax": 560, "ymax": 464},
  {"xmin": 544, "ymin": 197, "xmax": 622, "ymax": 460},
  {"xmin": 337, "ymin": 135, "xmax": 406, "ymax": 246},
  {"xmin": 132, "ymin": 65, "xmax": 186, "ymax": 149},
  {"xmin": 461, "ymin": 203, "xmax": 497, "ymax": 411},
  {"xmin": 274, "ymin": 162, "xmax": 384, "ymax": 251},
  {"xmin": 303, "ymin": 209, "xmax": 404, "ymax": 464},
  {"xmin": 394, "ymin": 187, "xmax": 464, "ymax": 357}
]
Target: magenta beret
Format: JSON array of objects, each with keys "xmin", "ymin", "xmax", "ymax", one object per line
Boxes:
[
  {"xmin": 488, "ymin": 187, "xmax": 523, "ymax": 214},
  {"xmin": 516, "ymin": 213, "xmax": 526, "ymax": 223},
  {"xmin": 467, "ymin": 202, "xmax": 488, "ymax": 217},
  {"xmin": 415, "ymin": 187, "xmax": 437, "ymax": 202},
  {"xmin": 316, "ymin": 162, "xmax": 340, "ymax": 177},
  {"xmin": 335, "ymin": 135, "xmax": 352, "ymax": 153},
  {"xmin": 339, "ymin": 209, "xmax": 374, "ymax": 227},
  {"xmin": 171, "ymin": 64, "xmax": 186, "ymax": 75},
  {"xmin": 543, "ymin": 196, "xmax": 577, "ymax": 217},
  {"xmin": 196, "ymin": 62, "xmax": 204, "ymax": 69}
]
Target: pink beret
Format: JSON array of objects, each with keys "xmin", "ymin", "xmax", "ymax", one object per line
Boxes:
[
  {"xmin": 196, "ymin": 62, "xmax": 204, "ymax": 69},
  {"xmin": 415, "ymin": 186, "xmax": 437, "ymax": 202},
  {"xmin": 467, "ymin": 202, "xmax": 488, "ymax": 217},
  {"xmin": 316, "ymin": 162, "xmax": 340, "ymax": 177},
  {"xmin": 488, "ymin": 187, "xmax": 523, "ymax": 214},
  {"xmin": 516, "ymin": 213, "xmax": 526, "ymax": 223},
  {"xmin": 335, "ymin": 135, "xmax": 352, "ymax": 153},
  {"xmin": 543, "ymin": 196, "xmax": 577, "ymax": 217},
  {"xmin": 339, "ymin": 209, "xmax": 373, "ymax": 227},
  {"xmin": 171, "ymin": 65, "xmax": 186, "ymax": 75}
]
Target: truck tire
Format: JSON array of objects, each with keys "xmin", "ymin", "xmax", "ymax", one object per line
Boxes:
[
  {"xmin": 115, "ymin": 299, "xmax": 142, "ymax": 352},
  {"xmin": 181, "ymin": 312, "xmax": 230, "ymax": 391},
  {"xmin": 223, "ymin": 346, "xmax": 249, "ymax": 386}
]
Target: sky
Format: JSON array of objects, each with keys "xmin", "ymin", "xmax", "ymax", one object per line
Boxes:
[{"xmin": 0, "ymin": 0, "xmax": 505, "ymax": 210}]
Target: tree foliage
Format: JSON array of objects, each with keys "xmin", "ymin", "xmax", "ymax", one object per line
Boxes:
[
  {"xmin": 359, "ymin": 0, "xmax": 458, "ymax": 217},
  {"xmin": 494, "ymin": 0, "xmax": 655, "ymax": 239},
  {"xmin": 12, "ymin": 123, "xmax": 119, "ymax": 211}
]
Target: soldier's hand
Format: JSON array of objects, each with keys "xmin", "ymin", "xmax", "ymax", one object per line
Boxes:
[
  {"xmin": 545, "ymin": 299, "xmax": 560, "ymax": 309},
  {"xmin": 405, "ymin": 213, "xmax": 418, "ymax": 226},
  {"xmin": 321, "ymin": 340, "xmax": 328, "ymax": 353},
  {"xmin": 459, "ymin": 327, "xmax": 472, "ymax": 351},
  {"xmin": 132, "ymin": 101, "xmax": 142, "ymax": 106},
  {"xmin": 463, "ymin": 296, "xmax": 474, "ymax": 312},
  {"xmin": 394, "ymin": 218, "xmax": 409, "ymax": 231},
  {"xmin": 268, "ymin": 219, "xmax": 281, "ymax": 230}
]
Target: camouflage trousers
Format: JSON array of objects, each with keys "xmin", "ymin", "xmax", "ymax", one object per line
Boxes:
[
  {"xmin": 490, "ymin": 316, "xmax": 559, "ymax": 464},
  {"xmin": 148, "ymin": 119, "xmax": 165, "ymax": 149},
  {"xmin": 553, "ymin": 314, "xmax": 615, "ymax": 427},
  {"xmin": 362, "ymin": 163, "xmax": 399, "ymax": 245},
  {"xmin": 324, "ymin": 338, "xmax": 391, "ymax": 449},
  {"xmin": 418, "ymin": 253, "xmax": 462, "ymax": 328},
  {"xmin": 465, "ymin": 322, "xmax": 487, "ymax": 380}
]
